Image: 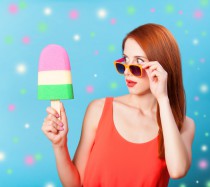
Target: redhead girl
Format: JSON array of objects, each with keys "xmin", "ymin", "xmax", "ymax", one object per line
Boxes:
[{"xmin": 42, "ymin": 23, "xmax": 195, "ymax": 187}]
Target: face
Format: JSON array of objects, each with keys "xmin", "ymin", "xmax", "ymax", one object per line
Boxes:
[{"xmin": 123, "ymin": 38, "xmax": 150, "ymax": 95}]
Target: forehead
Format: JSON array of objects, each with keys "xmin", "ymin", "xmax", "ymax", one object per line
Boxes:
[{"xmin": 124, "ymin": 38, "xmax": 147, "ymax": 57}]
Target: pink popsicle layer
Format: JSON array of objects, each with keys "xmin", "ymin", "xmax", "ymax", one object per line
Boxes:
[{"xmin": 38, "ymin": 44, "xmax": 71, "ymax": 71}]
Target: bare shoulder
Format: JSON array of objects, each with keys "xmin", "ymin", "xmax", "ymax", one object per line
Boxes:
[{"xmin": 84, "ymin": 97, "xmax": 106, "ymax": 129}]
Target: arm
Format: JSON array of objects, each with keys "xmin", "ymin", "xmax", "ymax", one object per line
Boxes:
[
  {"xmin": 42, "ymin": 99, "xmax": 105, "ymax": 186},
  {"xmin": 158, "ymin": 97, "xmax": 195, "ymax": 179}
]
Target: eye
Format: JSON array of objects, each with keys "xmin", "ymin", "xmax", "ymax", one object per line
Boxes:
[
  {"xmin": 137, "ymin": 58, "xmax": 144, "ymax": 64},
  {"xmin": 124, "ymin": 56, "xmax": 129, "ymax": 63}
]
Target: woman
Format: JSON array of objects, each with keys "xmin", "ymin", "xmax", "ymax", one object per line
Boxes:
[{"xmin": 42, "ymin": 23, "xmax": 195, "ymax": 187}]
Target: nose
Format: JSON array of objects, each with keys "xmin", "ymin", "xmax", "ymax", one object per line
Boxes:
[{"xmin": 124, "ymin": 66, "xmax": 131, "ymax": 76}]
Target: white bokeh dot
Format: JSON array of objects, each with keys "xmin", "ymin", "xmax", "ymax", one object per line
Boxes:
[
  {"xmin": 94, "ymin": 74, "xmax": 98, "ymax": 78},
  {"xmin": 44, "ymin": 7, "xmax": 52, "ymax": 15},
  {"xmin": 25, "ymin": 123, "xmax": 30, "ymax": 129},
  {"xmin": 45, "ymin": 182, "xmax": 55, "ymax": 187},
  {"xmin": 97, "ymin": 9, "xmax": 107, "ymax": 19},
  {"xmin": 193, "ymin": 38, "xmax": 199, "ymax": 45},
  {"xmin": 16, "ymin": 64, "xmax": 26, "ymax": 74},
  {"xmin": 201, "ymin": 145, "xmax": 208, "ymax": 152},
  {"xmin": 200, "ymin": 84, "xmax": 208, "ymax": 93},
  {"xmin": 196, "ymin": 180, "xmax": 199, "ymax": 184},
  {"xmin": 0, "ymin": 152, "xmax": 5, "ymax": 161},
  {"xmin": 73, "ymin": 34, "xmax": 80, "ymax": 41}
]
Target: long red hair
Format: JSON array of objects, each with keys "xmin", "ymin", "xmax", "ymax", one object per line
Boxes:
[{"xmin": 122, "ymin": 23, "xmax": 186, "ymax": 159}]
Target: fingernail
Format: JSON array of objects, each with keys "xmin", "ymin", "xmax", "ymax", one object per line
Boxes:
[
  {"xmin": 59, "ymin": 123, "xmax": 63, "ymax": 127},
  {"xmin": 59, "ymin": 127, "xmax": 64, "ymax": 131}
]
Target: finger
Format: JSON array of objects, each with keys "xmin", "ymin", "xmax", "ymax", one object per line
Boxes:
[
  {"xmin": 43, "ymin": 124, "xmax": 58, "ymax": 134},
  {"xmin": 142, "ymin": 61, "xmax": 161, "ymax": 68},
  {"xmin": 47, "ymin": 120, "xmax": 64, "ymax": 131},
  {"xmin": 60, "ymin": 102, "xmax": 67, "ymax": 122},
  {"xmin": 46, "ymin": 107, "xmax": 60, "ymax": 118},
  {"xmin": 47, "ymin": 114, "xmax": 64, "ymax": 127}
]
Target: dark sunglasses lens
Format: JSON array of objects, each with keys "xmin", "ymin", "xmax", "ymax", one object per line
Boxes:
[
  {"xmin": 116, "ymin": 63, "xmax": 125, "ymax": 74},
  {"xmin": 130, "ymin": 65, "xmax": 141, "ymax": 76}
]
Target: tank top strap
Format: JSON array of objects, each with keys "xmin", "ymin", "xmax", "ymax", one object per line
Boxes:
[{"xmin": 94, "ymin": 97, "xmax": 113, "ymax": 142}]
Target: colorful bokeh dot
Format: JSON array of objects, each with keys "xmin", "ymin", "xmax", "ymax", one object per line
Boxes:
[
  {"xmin": 20, "ymin": 89, "xmax": 27, "ymax": 95},
  {"xmin": 176, "ymin": 20, "xmax": 183, "ymax": 27},
  {"xmin": 127, "ymin": 6, "xmax": 136, "ymax": 15},
  {"xmin": 201, "ymin": 145, "xmax": 208, "ymax": 152},
  {"xmin": 198, "ymin": 159, "xmax": 208, "ymax": 169},
  {"xmin": 86, "ymin": 85, "xmax": 94, "ymax": 93},
  {"xmin": 110, "ymin": 18, "xmax": 116, "ymax": 25},
  {"xmin": 165, "ymin": 4, "xmax": 174, "ymax": 13},
  {"xmin": 108, "ymin": 44, "xmax": 115, "ymax": 52},
  {"xmin": 194, "ymin": 96, "xmax": 199, "ymax": 101},
  {"xmin": 7, "ymin": 169, "xmax": 13, "ymax": 175},
  {"xmin": 179, "ymin": 183, "xmax": 186, "ymax": 187},
  {"xmin": 22, "ymin": 36, "xmax": 30, "ymax": 44},
  {"xmin": 35, "ymin": 153, "xmax": 42, "ymax": 161},
  {"xmin": 44, "ymin": 7, "xmax": 52, "ymax": 16},
  {"xmin": 150, "ymin": 8, "xmax": 156, "ymax": 13},
  {"xmin": 110, "ymin": 82, "xmax": 118, "ymax": 89},
  {"xmin": 38, "ymin": 23, "xmax": 48, "ymax": 32},
  {"xmin": 194, "ymin": 10, "xmax": 203, "ymax": 19},
  {"xmin": 200, "ymin": 84, "xmax": 208, "ymax": 93},
  {"xmin": 194, "ymin": 111, "xmax": 199, "ymax": 116},
  {"xmin": 25, "ymin": 155, "xmax": 35, "ymax": 166},
  {"xmin": 97, "ymin": 9, "xmax": 107, "ymax": 19},
  {"xmin": 8, "ymin": 4, "xmax": 19, "ymax": 14},
  {"xmin": 19, "ymin": 1, "xmax": 27, "ymax": 10},
  {"xmin": 90, "ymin": 32, "xmax": 95, "ymax": 38},
  {"xmin": 206, "ymin": 180, "xmax": 210, "ymax": 187},
  {"xmin": 13, "ymin": 137, "xmax": 19, "ymax": 144},
  {"xmin": 45, "ymin": 182, "xmax": 55, "ymax": 187},
  {"xmin": 205, "ymin": 132, "xmax": 209, "ymax": 137},
  {"xmin": 8, "ymin": 104, "xmax": 16, "ymax": 112},
  {"xmin": 4, "ymin": 36, "xmax": 14, "ymax": 44},
  {"xmin": 69, "ymin": 10, "xmax": 79, "ymax": 19}
]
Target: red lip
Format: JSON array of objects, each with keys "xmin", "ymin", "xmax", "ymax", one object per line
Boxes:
[
  {"xmin": 126, "ymin": 79, "xmax": 137, "ymax": 84},
  {"xmin": 126, "ymin": 79, "xmax": 137, "ymax": 87}
]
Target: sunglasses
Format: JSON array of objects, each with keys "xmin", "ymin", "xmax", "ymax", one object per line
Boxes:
[{"xmin": 114, "ymin": 58, "xmax": 143, "ymax": 77}]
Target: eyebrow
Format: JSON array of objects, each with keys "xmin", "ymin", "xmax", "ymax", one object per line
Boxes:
[{"xmin": 123, "ymin": 53, "xmax": 148, "ymax": 59}]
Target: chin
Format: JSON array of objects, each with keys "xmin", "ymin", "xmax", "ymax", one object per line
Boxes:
[{"xmin": 128, "ymin": 87, "xmax": 151, "ymax": 96}]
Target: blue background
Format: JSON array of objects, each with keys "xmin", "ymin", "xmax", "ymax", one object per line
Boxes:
[{"xmin": 0, "ymin": 0, "xmax": 209, "ymax": 186}]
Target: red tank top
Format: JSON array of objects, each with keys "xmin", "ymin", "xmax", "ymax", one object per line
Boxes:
[{"xmin": 83, "ymin": 97, "xmax": 170, "ymax": 187}]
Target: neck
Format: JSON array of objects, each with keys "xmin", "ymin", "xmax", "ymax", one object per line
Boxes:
[{"xmin": 127, "ymin": 93, "xmax": 157, "ymax": 115}]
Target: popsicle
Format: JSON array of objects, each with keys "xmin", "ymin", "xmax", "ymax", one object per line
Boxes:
[{"xmin": 38, "ymin": 44, "xmax": 74, "ymax": 117}]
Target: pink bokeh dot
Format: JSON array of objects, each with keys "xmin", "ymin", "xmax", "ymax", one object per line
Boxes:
[
  {"xmin": 8, "ymin": 104, "xmax": 16, "ymax": 111},
  {"xmin": 69, "ymin": 10, "xmax": 79, "ymax": 19},
  {"xmin": 150, "ymin": 8, "xmax": 156, "ymax": 13},
  {"xmin": 200, "ymin": 58, "xmax": 205, "ymax": 63},
  {"xmin": 194, "ymin": 10, "xmax": 203, "ymax": 19},
  {"xmin": 94, "ymin": 50, "xmax": 99, "ymax": 55},
  {"xmin": 22, "ymin": 36, "xmax": 30, "ymax": 44},
  {"xmin": 178, "ymin": 10, "xmax": 183, "ymax": 15},
  {"xmin": 194, "ymin": 96, "xmax": 199, "ymax": 101},
  {"xmin": 25, "ymin": 156, "xmax": 35, "ymax": 165},
  {"xmin": 198, "ymin": 159, "xmax": 208, "ymax": 169},
  {"xmin": 110, "ymin": 18, "xmax": 116, "ymax": 25},
  {"xmin": 86, "ymin": 86, "xmax": 94, "ymax": 93},
  {"xmin": 8, "ymin": 4, "xmax": 19, "ymax": 14}
]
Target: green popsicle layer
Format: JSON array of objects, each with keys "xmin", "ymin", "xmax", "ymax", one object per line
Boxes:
[{"xmin": 38, "ymin": 84, "xmax": 74, "ymax": 100}]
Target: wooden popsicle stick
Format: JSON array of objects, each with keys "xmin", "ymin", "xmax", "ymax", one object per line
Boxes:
[{"xmin": 51, "ymin": 100, "xmax": 60, "ymax": 120}]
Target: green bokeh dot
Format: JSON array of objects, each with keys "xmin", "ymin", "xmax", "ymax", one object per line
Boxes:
[
  {"xmin": 201, "ymin": 31, "xmax": 207, "ymax": 37},
  {"xmin": 35, "ymin": 153, "xmax": 42, "ymax": 161},
  {"xmin": 19, "ymin": 1, "xmax": 27, "ymax": 9},
  {"xmin": 176, "ymin": 21, "xmax": 183, "ymax": 27},
  {"xmin": 179, "ymin": 183, "xmax": 186, "ymax": 187},
  {"xmin": 206, "ymin": 180, "xmax": 210, "ymax": 187},
  {"xmin": 110, "ymin": 82, "xmax": 117, "ymax": 89},
  {"xmin": 90, "ymin": 32, "xmax": 95, "ymax": 38},
  {"xmin": 127, "ymin": 6, "xmax": 136, "ymax": 15},
  {"xmin": 13, "ymin": 137, "xmax": 19, "ymax": 144},
  {"xmin": 184, "ymin": 30, "xmax": 189, "ymax": 35},
  {"xmin": 7, "ymin": 169, "xmax": 13, "ymax": 175},
  {"xmin": 200, "ymin": 0, "xmax": 209, "ymax": 6},
  {"xmin": 189, "ymin": 59, "xmax": 194, "ymax": 65},
  {"xmin": 20, "ymin": 89, "xmax": 27, "ymax": 95},
  {"xmin": 166, "ymin": 5, "xmax": 174, "ymax": 13},
  {"xmin": 194, "ymin": 111, "xmax": 199, "ymax": 116},
  {"xmin": 5, "ymin": 36, "xmax": 13, "ymax": 44},
  {"xmin": 108, "ymin": 45, "xmax": 115, "ymax": 52},
  {"xmin": 205, "ymin": 132, "xmax": 209, "ymax": 137},
  {"xmin": 38, "ymin": 23, "xmax": 48, "ymax": 32}
]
